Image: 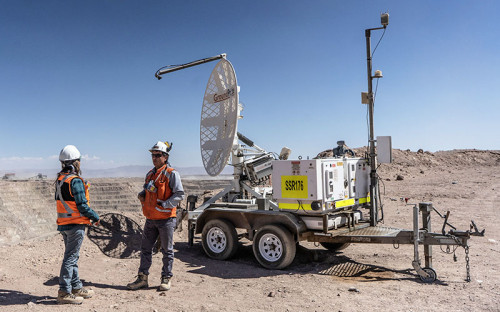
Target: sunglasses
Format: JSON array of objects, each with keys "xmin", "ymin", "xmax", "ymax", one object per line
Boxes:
[{"xmin": 151, "ymin": 154, "xmax": 164, "ymax": 158}]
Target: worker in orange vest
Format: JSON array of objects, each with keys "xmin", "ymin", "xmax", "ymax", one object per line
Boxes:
[
  {"xmin": 55, "ymin": 145, "xmax": 100, "ymax": 305},
  {"xmin": 127, "ymin": 141, "xmax": 184, "ymax": 291}
]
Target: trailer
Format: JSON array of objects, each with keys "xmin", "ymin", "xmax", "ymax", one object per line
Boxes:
[
  {"xmin": 186, "ymin": 164, "xmax": 474, "ymax": 282},
  {"xmin": 155, "ymin": 13, "xmax": 482, "ymax": 282}
]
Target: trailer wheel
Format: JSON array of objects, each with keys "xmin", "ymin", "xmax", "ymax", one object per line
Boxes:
[
  {"xmin": 419, "ymin": 267, "xmax": 437, "ymax": 283},
  {"xmin": 320, "ymin": 242, "xmax": 350, "ymax": 251},
  {"xmin": 253, "ymin": 225, "xmax": 296, "ymax": 270},
  {"xmin": 201, "ymin": 219, "xmax": 238, "ymax": 260}
]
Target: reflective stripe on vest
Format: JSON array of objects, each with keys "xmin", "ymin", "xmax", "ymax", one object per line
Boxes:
[
  {"xmin": 155, "ymin": 206, "xmax": 173, "ymax": 213},
  {"xmin": 56, "ymin": 174, "xmax": 81, "ymax": 219},
  {"xmin": 56, "ymin": 173, "xmax": 91, "ymax": 225}
]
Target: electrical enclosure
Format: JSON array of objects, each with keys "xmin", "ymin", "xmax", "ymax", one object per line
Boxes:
[{"xmin": 272, "ymin": 158, "xmax": 370, "ymax": 215}]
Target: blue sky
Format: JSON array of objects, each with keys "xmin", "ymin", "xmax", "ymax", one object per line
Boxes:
[{"xmin": 1, "ymin": 1, "xmax": 498, "ymax": 172}]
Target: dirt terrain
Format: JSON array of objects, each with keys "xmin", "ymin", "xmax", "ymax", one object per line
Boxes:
[{"xmin": 0, "ymin": 149, "xmax": 499, "ymax": 311}]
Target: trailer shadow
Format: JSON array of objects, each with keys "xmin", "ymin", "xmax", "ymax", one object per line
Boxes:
[
  {"xmin": 175, "ymin": 241, "xmax": 443, "ymax": 284},
  {"xmin": 291, "ymin": 244, "xmax": 438, "ymax": 284},
  {"xmin": 175, "ymin": 241, "xmax": 272, "ymax": 278}
]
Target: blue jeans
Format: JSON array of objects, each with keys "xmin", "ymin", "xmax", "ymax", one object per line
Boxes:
[
  {"xmin": 138, "ymin": 218, "xmax": 176, "ymax": 278},
  {"xmin": 59, "ymin": 225, "xmax": 85, "ymax": 293}
]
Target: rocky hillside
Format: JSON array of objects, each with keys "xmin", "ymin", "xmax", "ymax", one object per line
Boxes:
[
  {"xmin": 0, "ymin": 178, "xmax": 231, "ymax": 246},
  {"xmin": 317, "ymin": 148, "xmax": 500, "ymax": 179}
]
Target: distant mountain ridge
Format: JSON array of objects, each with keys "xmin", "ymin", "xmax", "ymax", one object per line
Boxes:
[
  {"xmin": 1, "ymin": 165, "xmax": 233, "ymax": 179},
  {"xmin": 5, "ymin": 149, "xmax": 497, "ymax": 180}
]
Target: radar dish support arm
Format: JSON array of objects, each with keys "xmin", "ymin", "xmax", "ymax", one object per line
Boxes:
[
  {"xmin": 237, "ymin": 132, "xmax": 266, "ymax": 153},
  {"xmin": 155, "ymin": 53, "xmax": 227, "ymax": 79}
]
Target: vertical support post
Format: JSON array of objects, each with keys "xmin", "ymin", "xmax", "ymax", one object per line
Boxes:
[
  {"xmin": 413, "ymin": 204, "xmax": 420, "ymax": 263},
  {"xmin": 186, "ymin": 195, "xmax": 198, "ymax": 246},
  {"xmin": 420, "ymin": 203, "xmax": 433, "ymax": 269},
  {"xmin": 322, "ymin": 213, "xmax": 328, "ymax": 233},
  {"xmin": 366, "ymin": 29, "xmax": 378, "ymax": 226},
  {"xmin": 188, "ymin": 219, "xmax": 195, "ymax": 246},
  {"xmin": 257, "ymin": 198, "xmax": 270, "ymax": 210},
  {"xmin": 187, "ymin": 195, "xmax": 198, "ymax": 211}
]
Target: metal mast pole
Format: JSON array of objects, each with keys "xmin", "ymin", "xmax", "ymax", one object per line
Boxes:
[
  {"xmin": 365, "ymin": 20, "xmax": 387, "ymax": 226},
  {"xmin": 363, "ymin": 13, "xmax": 388, "ymax": 226},
  {"xmin": 365, "ymin": 29, "xmax": 378, "ymax": 226}
]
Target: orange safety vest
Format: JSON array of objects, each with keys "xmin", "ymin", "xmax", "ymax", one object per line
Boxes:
[
  {"xmin": 55, "ymin": 173, "xmax": 92, "ymax": 226},
  {"xmin": 142, "ymin": 165, "xmax": 177, "ymax": 220}
]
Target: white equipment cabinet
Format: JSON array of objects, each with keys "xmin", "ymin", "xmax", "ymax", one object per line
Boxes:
[{"xmin": 272, "ymin": 158, "xmax": 370, "ymax": 215}]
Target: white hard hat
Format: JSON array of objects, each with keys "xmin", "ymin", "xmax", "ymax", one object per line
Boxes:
[
  {"xmin": 59, "ymin": 145, "xmax": 81, "ymax": 162},
  {"xmin": 149, "ymin": 141, "xmax": 172, "ymax": 154}
]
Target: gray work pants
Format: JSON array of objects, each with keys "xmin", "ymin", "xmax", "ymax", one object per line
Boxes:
[{"xmin": 138, "ymin": 218, "xmax": 176, "ymax": 278}]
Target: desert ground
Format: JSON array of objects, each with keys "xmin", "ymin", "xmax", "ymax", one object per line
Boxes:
[{"xmin": 0, "ymin": 149, "xmax": 499, "ymax": 312}]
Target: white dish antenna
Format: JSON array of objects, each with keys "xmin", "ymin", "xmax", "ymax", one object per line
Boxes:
[{"xmin": 200, "ymin": 58, "xmax": 239, "ymax": 176}]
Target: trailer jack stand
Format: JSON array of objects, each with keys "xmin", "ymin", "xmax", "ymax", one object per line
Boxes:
[{"xmin": 412, "ymin": 203, "xmax": 438, "ymax": 282}]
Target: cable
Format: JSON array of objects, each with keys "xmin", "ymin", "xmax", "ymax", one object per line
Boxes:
[
  {"xmin": 373, "ymin": 78, "xmax": 380, "ymax": 105},
  {"xmin": 371, "ymin": 27, "xmax": 386, "ymax": 58},
  {"xmin": 294, "ymin": 200, "xmax": 302, "ymax": 213},
  {"xmin": 366, "ymin": 101, "xmax": 370, "ymax": 149},
  {"xmin": 377, "ymin": 174, "xmax": 385, "ymax": 223}
]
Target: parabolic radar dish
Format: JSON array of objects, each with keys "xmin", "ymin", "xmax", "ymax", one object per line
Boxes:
[{"xmin": 200, "ymin": 58, "xmax": 238, "ymax": 176}]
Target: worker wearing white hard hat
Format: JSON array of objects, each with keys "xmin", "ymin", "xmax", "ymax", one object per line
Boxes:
[
  {"xmin": 59, "ymin": 145, "xmax": 81, "ymax": 163},
  {"xmin": 127, "ymin": 140, "xmax": 184, "ymax": 292},
  {"xmin": 149, "ymin": 141, "xmax": 171, "ymax": 154},
  {"xmin": 55, "ymin": 145, "xmax": 100, "ymax": 304}
]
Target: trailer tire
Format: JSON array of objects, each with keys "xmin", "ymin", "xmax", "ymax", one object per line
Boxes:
[
  {"xmin": 201, "ymin": 219, "xmax": 238, "ymax": 260},
  {"xmin": 253, "ymin": 225, "xmax": 296, "ymax": 270},
  {"xmin": 320, "ymin": 242, "xmax": 350, "ymax": 251}
]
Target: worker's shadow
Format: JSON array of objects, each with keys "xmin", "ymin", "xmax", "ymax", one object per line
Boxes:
[
  {"xmin": 0, "ymin": 289, "xmax": 56, "ymax": 306},
  {"xmin": 175, "ymin": 241, "xmax": 447, "ymax": 284},
  {"xmin": 0, "ymin": 275, "xmax": 131, "ymax": 306},
  {"xmin": 43, "ymin": 276, "xmax": 129, "ymax": 291}
]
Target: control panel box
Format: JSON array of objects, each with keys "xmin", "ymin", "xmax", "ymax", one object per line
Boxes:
[
  {"xmin": 344, "ymin": 158, "xmax": 370, "ymax": 199},
  {"xmin": 272, "ymin": 158, "xmax": 370, "ymax": 215}
]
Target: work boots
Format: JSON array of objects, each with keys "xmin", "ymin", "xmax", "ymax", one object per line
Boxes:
[
  {"xmin": 72, "ymin": 287, "xmax": 95, "ymax": 298},
  {"xmin": 57, "ymin": 290, "xmax": 83, "ymax": 305},
  {"xmin": 127, "ymin": 272, "xmax": 148, "ymax": 290},
  {"xmin": 158, "ymin": 276, "xmax": 171, "ymax": 291}
]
